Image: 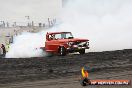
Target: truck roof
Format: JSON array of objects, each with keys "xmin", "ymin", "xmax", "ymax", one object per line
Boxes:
[{"xmin": 47, "ymin": 32, "xmax": 71, "ymax": 35}]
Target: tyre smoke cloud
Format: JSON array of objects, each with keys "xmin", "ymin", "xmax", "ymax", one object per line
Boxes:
[
  {"xmin": 6, "ymin": 32, "xmax": 45, "ymax": 58},
  {"xmin": 57, "ymin": 0, "xmax": 132, "ymax": 51},
  {"xmin": 5, "ymin": 29, "xmax": 58, "ymax": 58}
]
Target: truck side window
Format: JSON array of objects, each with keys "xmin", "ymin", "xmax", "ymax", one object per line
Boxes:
[{"xmin": 55, "ymin": 34, "xmax": 61, "ymax": 39}]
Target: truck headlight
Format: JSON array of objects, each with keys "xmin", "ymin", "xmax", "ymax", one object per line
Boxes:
[
  {"xmin": 67, "ymin": 42, "xmax": 74, "ymax": 46},
  {"xmin": 86, "ymin": 41, "xmax": 89, "ymax": 46},
  {"xmin": 78, "ymin": 41, "xmax": 89, "ymax": 46}
]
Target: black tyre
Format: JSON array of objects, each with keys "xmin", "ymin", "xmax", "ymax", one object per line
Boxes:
[
  {"xmin": 59, "ymin": 46, "xmax": 66, "ymax": 56},
  {"xmin": 79, "ymin": 49, "xmax": 85, "ymax": 54}
]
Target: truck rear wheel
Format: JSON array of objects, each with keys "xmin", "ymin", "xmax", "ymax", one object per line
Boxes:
[
  {"xmin": 59, "ymin": 46, "xmax": 66, "ymax": 56},
  {"xmin": 79, "ymin": 49, "xmax": 85, "ymax": 54}
]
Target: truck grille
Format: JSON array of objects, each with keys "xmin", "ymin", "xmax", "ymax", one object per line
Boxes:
[{"xmin": 73, "ymin": 41, "xmax": 88, "ymax": 47}]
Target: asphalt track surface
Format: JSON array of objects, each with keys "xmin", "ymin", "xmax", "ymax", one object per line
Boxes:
[{"xmin": 0, "ymin": 49, "xmax": 132, "ymax": 88}]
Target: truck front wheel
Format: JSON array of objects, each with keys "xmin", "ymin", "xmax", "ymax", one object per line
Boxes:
[
  {"xmin": 79, "ymin": 49, "xmax": 85, "ymax": 54},
  {"xmin": 59, "ymin": 46, "xmax": 66, "ymax": 56}
]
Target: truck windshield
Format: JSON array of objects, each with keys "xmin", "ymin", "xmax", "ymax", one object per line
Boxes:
[{"xmin": 54, "ymin": 33, "xmax": 73, "ymax": 39}]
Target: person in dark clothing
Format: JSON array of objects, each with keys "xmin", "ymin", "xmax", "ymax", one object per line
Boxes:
[{"xmin": 1, "ymin": 44, "xmax": 6, "ymax": 57}]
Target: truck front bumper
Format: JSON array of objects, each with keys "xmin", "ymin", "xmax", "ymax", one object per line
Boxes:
[{"xmin": 66, "ymin": 45, "xmax": 89, "ymax": 52}]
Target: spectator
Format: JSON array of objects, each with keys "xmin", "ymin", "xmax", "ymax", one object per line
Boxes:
[
  {"xmin": 0, "ymin": 44, "xmax": 2, "ymax": 56},
  {"xmin": 1, "ymin": 44, "xmax": 6, "ymax": 57}
]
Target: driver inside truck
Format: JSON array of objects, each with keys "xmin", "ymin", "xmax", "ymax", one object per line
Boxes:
[{"xmin": 49, "ymin": 34, "xmax": 55, "ymax": 40}]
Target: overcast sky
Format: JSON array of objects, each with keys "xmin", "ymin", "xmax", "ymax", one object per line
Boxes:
[{"xmin": 0, "ymin": 0, "xmax": 62, "ymax": 23}]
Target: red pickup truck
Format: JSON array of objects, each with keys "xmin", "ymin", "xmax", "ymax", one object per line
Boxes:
[{"xmin": 42, "ymin": 32, "xmax": 89, "ymax": 56}]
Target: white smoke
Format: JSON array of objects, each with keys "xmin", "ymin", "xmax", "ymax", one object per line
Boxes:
[
  {"xmin": 6, "ymin": 0, "xmax": 132, "ymax": 58},
  {"xmin": 57, "ymin": 0, "xmax": 132, "ymax": 51},
  {"xmin": 5, "ymin": 29, "xmax": 60, "ymax": 58},
  {"xmin": 6, "ymin": 32, "xmax": 45, "ymax": 58}
]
